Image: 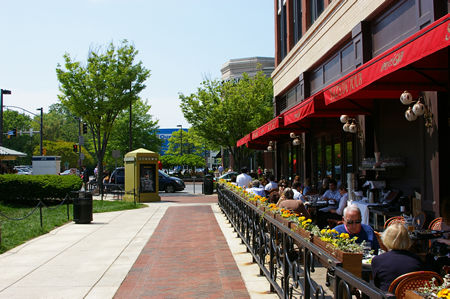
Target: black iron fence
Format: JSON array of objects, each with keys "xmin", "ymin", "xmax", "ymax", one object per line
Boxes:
[{"xmin": 217, "ymin": 186, "xmax": 388, "ymax": 299}]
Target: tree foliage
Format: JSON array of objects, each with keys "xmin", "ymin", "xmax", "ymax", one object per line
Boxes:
[
  {"xmin": 105, "ymin": 98, "xmax": 161, "ymax": 167},
  {"xmin": 160, "ymin": 154, "xmax": 205, "ymax": 169},
  {"xmin": 179, "ymin": 71, "xmax": 273, "ymax": 168},
  {"xmin": 56, "ymin": 40, "xmax": 150, "ymax": 196},
  {"xmin": 33, "ymin": 140, "xmax": 94, "ymax": 169},
  {"xmin": 165, "ymin": 128, "xmax": 206, "ymax": 156}
]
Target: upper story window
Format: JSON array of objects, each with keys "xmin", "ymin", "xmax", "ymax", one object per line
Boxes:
[
  {"xmin": 278, "ymin": 0, "xmax": 287, "ymax": 60},
  {"xmin": 293, "ymin": 0, "xmax": 302, "ymax": 43},
  {"xmin": 309, "ymin": 0, "xmax": 324, "ymax": 26}
]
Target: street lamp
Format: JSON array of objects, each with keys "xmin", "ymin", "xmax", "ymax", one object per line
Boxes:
[
  {"xmin": 37, "ymin": 108, "xmax": 43, "ymax": 155},
  {"xmin": 0, "ymin": 89, "xmax": 12, "ymax": 146},
  {"xmin": 177, "ymin": 124, "xmax": 183, "ymax": 156}
]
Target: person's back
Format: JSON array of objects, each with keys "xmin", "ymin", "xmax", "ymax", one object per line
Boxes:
[
  {"xmin": 372, "ymin": 223, "xmax": 423, "ymax": 292},
  {"xmin": 279, "ymin": 200, "xmax": 310, "ymax": 218},
  {"xmin": 236, "ymin": 167, "xmax": 252, "ymax": 188}
]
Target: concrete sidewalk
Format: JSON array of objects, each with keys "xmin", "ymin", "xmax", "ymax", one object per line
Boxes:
[{"xmin": 0, "ymin": 194, "xmax": 277, "ymax": 299}]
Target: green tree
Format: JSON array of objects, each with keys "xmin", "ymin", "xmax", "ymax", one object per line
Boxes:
[
  {"xmin": 179, "ymin": 71, "xmax": 273, "ymax": 169},
  {"xmin": 105, "ymin": 98, "xmax": 161, "ymax": 167},
  {"xmin": 56, "ymin": 40, "xmax": 150, "ymax": 197},
  {"xmin": 43, "ymin": 104, "xmax": 79, "ymax": 143},
  {"xmin": 33, "ymin": 140, "xmax": 94, "ymax": 169},
  {"xmin": 165, "ymin": 128, "xmax": 206, "ymax": 156},
  {"xmin": 2, "ymin": 110, "xmax": 35, "ymax": 164}
]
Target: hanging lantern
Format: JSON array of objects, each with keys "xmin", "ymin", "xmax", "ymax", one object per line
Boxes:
[
  {"xmin": 412, "ymin": 101, "xmax": 425, "ymax": 116},
  {"xmin": 340, "ymin": 115, "xmax": 349, "ymax": 124},
  {"xmin": 405, "ymin": 106, "xmax": 417, "ymax": 121},
  {"xmin": 400, "ymin": 90, "xmax": 414, "ymax": 105}
]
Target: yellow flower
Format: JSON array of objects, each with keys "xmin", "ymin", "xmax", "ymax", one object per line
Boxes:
[
  {"xmin": 298, "ymin": 216, "xmax": 306, "ymax": 222},
  {"xmin": 437, "ymin": 288, "xmax": 450, "ymax": 298},
  {"xmin": 321, "ymin": 229, "xmax": 327, "ymax": 235},
  {"xmin": 331, "ymin": 229, "xmax": 338, "ymax": 234},
  {"xmin": 339, "ymin": 233, "xmax": 349, "ymax": 239}
]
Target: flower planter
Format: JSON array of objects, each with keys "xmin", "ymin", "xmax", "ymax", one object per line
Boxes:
[
  {"xmin": 258, "ymin": 204, "xmax": 266, "ymax": 213},
  {"xmin": 291, "ymin": 223, "xmax": 313, "ymax": 240},
  {"xmin": 275, "ymin": 213, "xmax": 294, "ymax": 228},
  {"xmin": 313, "ymin": 236, "xmax": 362, "ymax": 277}
]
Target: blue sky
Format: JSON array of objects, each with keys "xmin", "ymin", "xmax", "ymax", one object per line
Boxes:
[{"xmin": 0, "ymin": 0, "xmax": 274, "ymax": 128}]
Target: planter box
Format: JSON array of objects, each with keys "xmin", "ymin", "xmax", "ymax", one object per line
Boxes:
[
  {"xmin": 291, "ymin": 223, "xmax": 313, "ymax": 241},
  {"xmin": 313, "ymin": 236, "xmax": 362, "ymax": 277},
  {"xmin": 275, "ymin": 213, "xmax": 294, "ymax": 228}
]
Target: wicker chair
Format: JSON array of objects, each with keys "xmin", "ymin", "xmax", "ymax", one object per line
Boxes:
[
  {"xmin": 384, "ymin": 216, "xmax": 405, "ymax": 229},
  {"xmin": 428, "ymin": 217, "xmax": 443, "ymax": 230},
  {"xmin": 388, "ymin": 271, "xmax": 443, "ymax": 299},
  {"xmin": 374, "ymin": 231, "xmax": 388, "ymax": 252}
]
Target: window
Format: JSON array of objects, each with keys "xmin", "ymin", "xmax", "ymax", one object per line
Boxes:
[
  {"xmin": 279, "ymin": 1, "xmax": 287, "ymax": 60},
  {"xmin": 293, "ymin": 0, "xmax": 302, "ymax": 43},
  {"xmin": 309, "ymin": 0, "xmax": 324, "ymax": 26}
]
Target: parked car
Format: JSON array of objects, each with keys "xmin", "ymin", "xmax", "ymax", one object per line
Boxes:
[
  {"xmin": 15, "ymin": 168, "xmax": 32, "ymax": 175},
  {"xmin": 14, "ymin": 165, "xmax": 32, "ymax": 175},
  {"xmin": 213, "ymin": 171, "xmax": 238, "ymax": 183},
  {"xmin": 109, "ymin": 167, "xmax": 125, "ymax": 185},
  {"xmin": 60, "ymin": 168, "xmax": 80, "ymax": 176},
  {"xmin": 158, "ymin": 170, "xmax": 185, "ymax": 193}
]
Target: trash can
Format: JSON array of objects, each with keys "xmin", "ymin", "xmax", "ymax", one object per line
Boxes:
[
  {"xmin": 72, "ymin": 191, "xmax": 93, "ymax": 224},
  {"xmin": 203, "ymin": 174, "xmax": 214, "ymax": 195}
]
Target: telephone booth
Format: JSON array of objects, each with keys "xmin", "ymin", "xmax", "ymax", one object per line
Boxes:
[{"xmin": 123, "ymin": 148, "xmax": 160, "ymax": 202}]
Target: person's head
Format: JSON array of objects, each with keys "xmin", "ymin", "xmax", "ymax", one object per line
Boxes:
[
  {"xmin": 241, "ymin": 167, "xmax": 248, "ymax": 174},
  {"xmin": 339, "ymin": 184, "xmax": 347, "ymax": 195},
  {"xmin": 268, "ymin": 174, "xmax": 275, "ymax": 182},
  {"xmin": 322, "ymin": 177, "xmax": 330, "ymax": 188},
  {"xmin": 251, "ymin": 180, "xmax": 260, "ymax": 188},
  {"xmin": 343, "ymin": 205, "xmax": 362, "ymax": 234},
  {"xmin": 382, "ymin": 223, "xmax": 412, "ymax": 251},
  {"xmin": 294, "ymin": 175, "xmax": 300, "ymax": 182},
  {"xmin": 230, "ymin": 175, "xmax": 237, "ymax": 183},
  {"xmin": 328, "ymin": 179, "xmax": 337, "ymax": 191},
  {"xmin": 304, "ymin": 178, "xmax": 311, "ymax": 186},
  {"xmin": 283, "ymin": 188, "xmax": 294, "ymax": 200},
  {"xmin": 292, "ymin": 181, "xmax": 302, "ymax": 191}
]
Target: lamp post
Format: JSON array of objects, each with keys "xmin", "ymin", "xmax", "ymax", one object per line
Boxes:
[
  {"xmin": 0, "ymin": 89, "xmax": 12, "ymax": 146},
  {"xmin": 177, "ymin": 124, "xmax": 183, "ymax": 156},
  {"xmin": 37, "ymin": 108, "xmax": 43, "ymax": 155}
]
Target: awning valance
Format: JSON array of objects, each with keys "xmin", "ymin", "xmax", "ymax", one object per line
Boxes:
[
  {"xmin": 324, "ymin": 14, "xmax": 450, "ymax": 106},
  {"xmin": 236, "ymin": 133, "xmax": 252, "ymax": 148}
]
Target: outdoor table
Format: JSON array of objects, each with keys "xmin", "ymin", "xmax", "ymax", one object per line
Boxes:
[{"xmin": 303, "ymin": 197, "xmax": 328, "ymax": 222}]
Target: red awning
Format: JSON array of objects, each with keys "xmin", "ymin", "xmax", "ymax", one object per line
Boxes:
[
  {"xmin": 236, "ymin": 133, "xmax": 252, "ymax": 147},
  {"xmin": 324, "ymin": 14, "xmax": 450, "ymax": 106},
  {"xmin": 251, "ymin": 117, "xmax": 281, "ymax": 140}
]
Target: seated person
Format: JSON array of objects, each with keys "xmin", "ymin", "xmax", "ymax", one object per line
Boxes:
[
  {"xmin": 371, "ymin": 223, "xmax": 423, "ymax": 292},
  {"xmin": 302, "ymin": 178, "xmax": 312, "ymax": 196},
  {"xmin": 318, "ymin": 177, "xmax": 330, "ymax": 196},
  {"xmin": 320, "ymin": 184, "xmax": 348, "ymax": 225},
  {"xmin": 264, "ymin": 174, "xmax": 278, "ymax": 193},
  {"xmin": 230, "ymin": 175, "xmax": 237, "ymax": 186},
  {"xmin": 319, "ymin": 179, "xmax": 341, "ymax": 211},
  {"xmin": 334, "ymin": 205, "xmax": 380, "ymax": 253},
  {"xmin": 292, "ymin": 181, "xmax": 303, "ymax": 201},
  {"xmin": 277, "ymin": 188, "xmax": 310, "ymax": 218},
  {"xmin": 246, "ymin": 180, "xmax": 266, "ymax": 197}
]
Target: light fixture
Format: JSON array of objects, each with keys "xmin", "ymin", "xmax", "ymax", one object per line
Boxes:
[
  {"xmin": 289, "ymin": 132, "xmax": 302, "ymax": 146},
  {"xmin": 267, "ymin": 141, "xmax": 274, "ymax": 151},
  {"xmin": 400, "ymin": 91, "xmax": 433, "ymax": 128},
  {"xmin": 339, "ymin": 115, "xmax": 363, "ymax": 141}
]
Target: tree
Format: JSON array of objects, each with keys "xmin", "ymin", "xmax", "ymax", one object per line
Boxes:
[
  {"xmin": 179, "ymin": 71, "xmax": 273, "ymax": 169},
  {"xmin": 165, "ymin": 128, "xmax": 206, "ymax": 156},
  {"xmin": 33, "ymin": 140, "xmax": 94, "ymax": 169},
  {"xmin": 43, "ymin": 104, "xmax": 79, "ymax": 143},
  {"xmin": 2, "ymin": 110, "xmax": 35, "ymax": 164},
  {"xmin": 105, "ymin": 98, "xmax": 161, "ymax": 167},
  {"xmin": 56, "ymin": 40, "xmax": 150, "ymax": 198}
]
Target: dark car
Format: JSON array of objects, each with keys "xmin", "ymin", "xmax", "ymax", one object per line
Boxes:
[
  {"xmin": 109, "ymin": 167, "xmax": 125, "ymax": 185},
  {"xmin": 159, "ymin": 170, "xmax": 185, "ymax": 193}
]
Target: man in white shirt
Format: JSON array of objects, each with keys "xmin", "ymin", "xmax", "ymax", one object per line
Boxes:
[
  {"xmin": 264, "ymin": 174, "xmax": 278, "ymax": 192},
  {"xmin": 292, "ymin": 181, "xmax": 303, "ymax": 201},
  {"xmin": 319, "ymin": 179, "xmax": 341, "ymax": 212},
  {"xmin": 236, "ymin": 167, "xmax": 252, "ymax": 188}
]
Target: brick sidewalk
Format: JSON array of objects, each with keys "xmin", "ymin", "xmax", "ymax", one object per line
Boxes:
[{"xmin": 114, "ymin": 204, "xmax": 250, "ymax": 299}]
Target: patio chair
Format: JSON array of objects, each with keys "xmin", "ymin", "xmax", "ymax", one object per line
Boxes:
[
  {"xmin": 388, "ymin": 271, "xmax": 443, "ymax": 299},
  {"xmin": 374, "ymin": 231, "xmax": 388, "ymax": 252},
  {"xmin": 428, "ymin": 217, "xmax": 442, "ymax": 230},
  {"xmin": 384, "ymin": 216, "xmax": 405, "ymax": 229}
]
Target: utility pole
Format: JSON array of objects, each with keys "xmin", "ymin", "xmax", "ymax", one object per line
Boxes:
[
  {"xmin": 37, "ymin": 108, "xmax": 43, "ymax": 155},
  {"xmin": 0, "ymin": 89, "xmax": 12, "ymax": 146}
]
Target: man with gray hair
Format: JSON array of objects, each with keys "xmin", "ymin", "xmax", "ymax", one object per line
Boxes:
[
  {"xmin": 333, "ymin": 204, "xmax": 380, "ymax": 253},
  {"xmin": 246, "ymin": 180, "xmax": 266, "ymax": 197}
]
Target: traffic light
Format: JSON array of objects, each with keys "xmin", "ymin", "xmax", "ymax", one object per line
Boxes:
[
  {"xmin": 42, "ymin": 148, "xmax": 47, "ymax": 155},
  {"xmin": 12, "ymin": 128, "xmax": 17, "ymax": 137},
  {"xmin": 73, "ymin": 144, "xmax": 78, "ymax": 153},
  {"xmin": 82, "ymin": 122, "xmax": 88, "ymax": 134}
]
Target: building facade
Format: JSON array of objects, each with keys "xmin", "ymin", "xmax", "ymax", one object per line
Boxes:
[
  {"xmin": 237, "ymin": 0, "xmax": 449, "ymax": 218},
  {"xmin": 221, "ymin": 57, "xmax": 275, "ymax": 81}
]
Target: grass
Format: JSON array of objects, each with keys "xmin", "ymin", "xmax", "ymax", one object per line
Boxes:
[{"xmin": 0, "ymin": 199, "xmax": 146, "ymax": 254}]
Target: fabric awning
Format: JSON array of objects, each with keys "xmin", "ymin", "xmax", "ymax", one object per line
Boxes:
[
  {"xmin": 324, "ymin": 14, "xmax": 449, "ymax": 106},
  {"xmin": 0, "ymin": 146, "xmax": 27, "ymax": 161},
  {"xmin": 236, "ymin": 133, "xmax": 252, "ymax": 148}
]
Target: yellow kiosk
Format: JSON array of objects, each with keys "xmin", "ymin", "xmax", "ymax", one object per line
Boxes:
[{"xmin": 123, "ymin": 148, "xmax": 161, "ymax": 202}]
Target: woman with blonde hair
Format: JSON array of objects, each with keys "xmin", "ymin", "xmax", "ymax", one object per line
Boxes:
[{"xmin": 371, "ymin": 223, "xmax": 423, "ymax": 292}]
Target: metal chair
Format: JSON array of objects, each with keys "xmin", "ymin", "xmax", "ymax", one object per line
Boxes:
[
  {"xmin": 384, "ymin": 216, "xmax": 405, "ymax": 229},
  {"xmin": 388, "ymin": 271, "xmax": 443, "ymax": 299}
]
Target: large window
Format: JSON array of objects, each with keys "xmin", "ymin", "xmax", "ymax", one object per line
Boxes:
[
  {"xmin": 309, "ymin": 0, "xmax": 324, "ymax": 26},
  {"xmin": 293, "ymin": 0, "xmax": 302, "ymax": 43},
  {"xmin": 278, "ymin": 0, "xmax": 287, "ymax": 60}
]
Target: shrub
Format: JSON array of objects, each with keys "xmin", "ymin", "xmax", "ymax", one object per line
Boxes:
[{"xmin": 0, "ymin": 174, "xmax": 82, "ymax": 201}]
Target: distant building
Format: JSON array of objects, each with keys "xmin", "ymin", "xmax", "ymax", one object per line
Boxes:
[
  {"xmin": 157, "ymin": 128, "xmax": 188, "ymax": 155},
  {"xmin": 221, "ymin": 57, "xmax": 274, "ymax": 81}
]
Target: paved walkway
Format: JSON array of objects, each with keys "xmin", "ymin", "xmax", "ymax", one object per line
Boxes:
[{"xmin": 0, "ymin": 191, "xmax": 277, "ymax": 299}]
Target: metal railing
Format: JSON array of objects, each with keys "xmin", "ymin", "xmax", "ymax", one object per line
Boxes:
[{"xmin": 217, "ymin": 186, "xmax": 388, "ymax": 299}]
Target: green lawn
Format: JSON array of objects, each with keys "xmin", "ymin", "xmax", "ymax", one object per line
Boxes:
[{"xmin": 0, "ymin": 200, "xmax": 146, "ymax": 254}]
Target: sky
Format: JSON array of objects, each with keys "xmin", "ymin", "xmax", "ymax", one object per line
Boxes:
[{"xmin": 0, "ymin": 0, "xmax": 274, "ymax": 128}]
